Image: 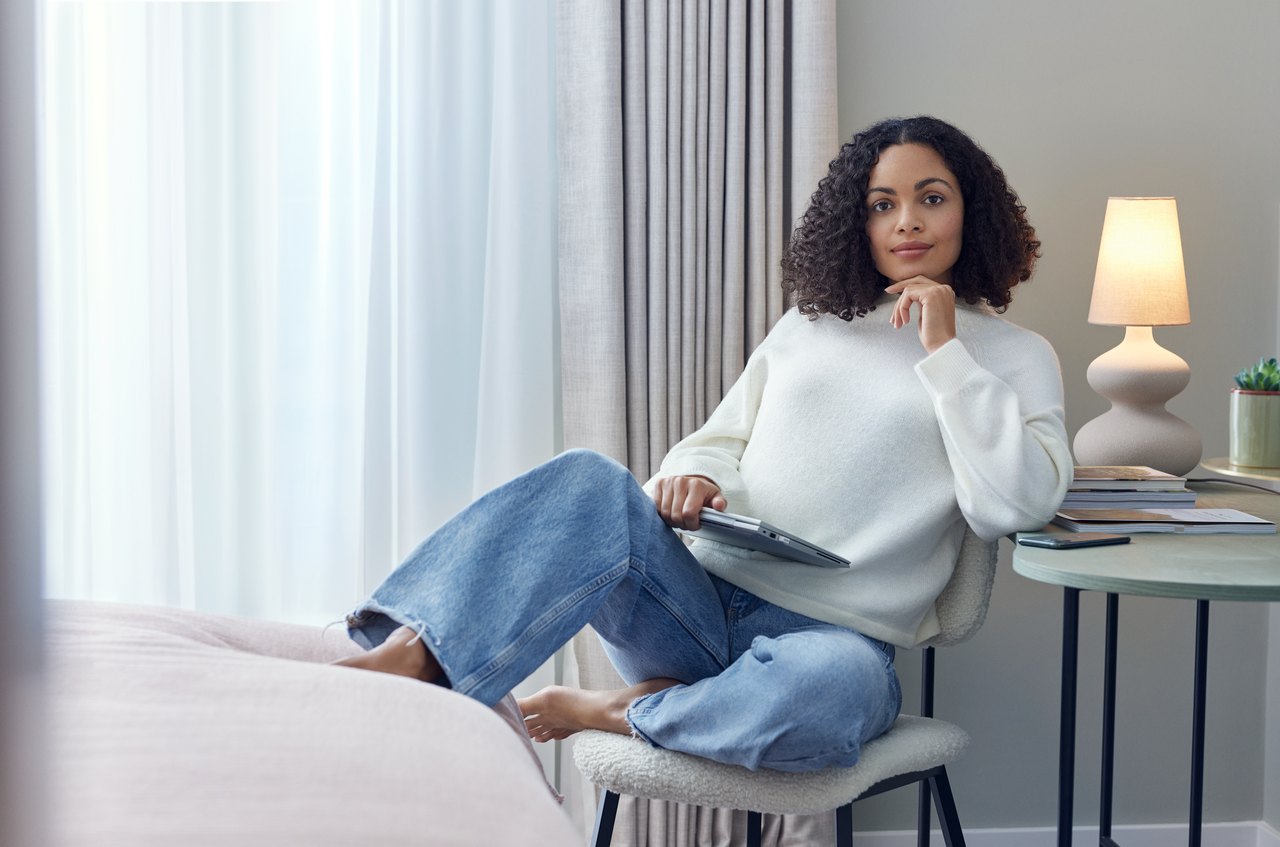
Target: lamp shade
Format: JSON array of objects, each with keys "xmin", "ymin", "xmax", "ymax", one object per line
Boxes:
[{"xmin": 1087, "ymin": 197, "xmax": 1190, "ymax": 326}]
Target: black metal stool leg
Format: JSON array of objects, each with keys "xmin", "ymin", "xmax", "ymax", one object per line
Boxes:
[
  {"xmin": 835, "ymin": 803, "xmax": 853, "ymax": 847},
  {"xmin": 929, "ymin": 768, "xmax": 966, "ymax": 847},
  {"xmin": 590, "ymin": 788, "xmax": 620, "ymax": 847},
  {"xmin": 918, "ymin": 780, "xmax": 933, "ymax": 847},
  {"xmin": 746, "ymin": 810, "xmax": 762, "ymax": 847},
  {"xmin": 919, "ymin": 645, "xmax": 936, "ymax": 847}
]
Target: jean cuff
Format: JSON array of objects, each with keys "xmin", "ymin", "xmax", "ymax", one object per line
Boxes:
[
  {"xmin": 344, "ymin": 599, "xmax": 454, "ymax": 690},
  {"xmin": 624, "ymin": 692, "xmax": 664, "ymax": 747}
]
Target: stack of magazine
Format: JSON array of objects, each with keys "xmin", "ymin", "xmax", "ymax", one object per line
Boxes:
[
  {"xmin": 1052, "ymin": 466, "xmax": 1276, "ymax": 534},
  {"xmin": 1061, "ymin": 466, "xmax": 1196, "ymax": 510}
]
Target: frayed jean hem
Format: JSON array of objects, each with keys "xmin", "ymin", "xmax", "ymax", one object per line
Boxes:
[{"xmin": 345, "ymin": 600, "xmax": 455, "ymax": 691}]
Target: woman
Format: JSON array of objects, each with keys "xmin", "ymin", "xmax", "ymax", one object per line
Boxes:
[{"xmin": 336, "ymin": 116, "xmax": 1072, "ymax": 773}]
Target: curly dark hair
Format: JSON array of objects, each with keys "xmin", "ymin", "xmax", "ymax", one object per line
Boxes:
[{"xmin": 781, "ymin": 116, "xmax": 1040, "ymax": 320}]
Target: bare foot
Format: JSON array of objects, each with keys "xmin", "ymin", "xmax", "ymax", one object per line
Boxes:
[
  {"xmin": 517, "ymin": 678, "xmax": 680, "ymax": 743},
  {"xmin": 333, "ymin": 625, "xmax": 442, "ymax": 684}
]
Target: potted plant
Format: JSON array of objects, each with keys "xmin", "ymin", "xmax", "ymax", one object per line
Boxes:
[{"xmin": 1231, "ymin": 357, "xmax": 1280, "ymax": 468}]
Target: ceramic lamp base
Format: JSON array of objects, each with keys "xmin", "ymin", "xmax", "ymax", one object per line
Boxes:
[{"xmin": 1072, "ymin": 326, "xmax": 1203, "ymax": 477}]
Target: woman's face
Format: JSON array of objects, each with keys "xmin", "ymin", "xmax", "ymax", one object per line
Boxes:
[{"xmin": 864, "ymin": 143, "xmax": 964, "ymax": 287}]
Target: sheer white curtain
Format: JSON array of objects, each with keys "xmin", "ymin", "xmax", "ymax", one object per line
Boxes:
[{"xmin": 39, "ymin": 0, "xmax": 558, "ymax": 625}]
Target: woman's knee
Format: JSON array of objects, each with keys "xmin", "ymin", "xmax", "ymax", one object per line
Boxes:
[
  {"xmin": 553, "ymin": 447, "xmax": 619, "ymax": 472},
  {"xmin": 548, "ymin": 448, "xmax": 634, "ymax": 491},
  {"xmin": 749, "ymin": 631, "xmax": 901, "ymax": 757},
  {"xmin": 749, "ymin": 628, "xmax": 889, "ymax": 687}
]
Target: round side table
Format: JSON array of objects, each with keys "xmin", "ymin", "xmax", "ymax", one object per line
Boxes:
[{"xmin": 1013, "ymin": 480, "xmax": 1280, "ymax": 847}]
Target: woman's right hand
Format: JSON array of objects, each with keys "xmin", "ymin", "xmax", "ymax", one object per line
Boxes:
[{"xmin": 652, "ymin": 475, "xmax": 727, "ymax": 530}]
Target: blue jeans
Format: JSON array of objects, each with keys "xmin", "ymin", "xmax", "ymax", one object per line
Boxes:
[{"xmin": 346, "ymin": 449, "xmax": 902, "ymax": 772}]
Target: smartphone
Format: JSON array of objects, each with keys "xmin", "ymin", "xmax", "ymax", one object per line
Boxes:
[{"xmin": 1017, "ymin": 532, "xmax": 1130, "ymax": 550}]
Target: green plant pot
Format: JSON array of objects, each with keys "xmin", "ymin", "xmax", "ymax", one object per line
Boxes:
[{"xmin": 1229, "ymin": 389, "xmax": 1280, "ymax": 468}]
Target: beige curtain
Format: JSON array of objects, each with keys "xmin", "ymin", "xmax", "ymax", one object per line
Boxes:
[
  {"xmin": 559, "ymin": 0, "xmax": 838, "ymax": 479},
  {"xmin": 557, "ymin": 1, "xmax": 839, "ymax": 844}
]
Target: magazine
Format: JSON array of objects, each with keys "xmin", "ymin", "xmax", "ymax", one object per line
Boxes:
[
  {"xmin": 1052, "ymin": 508, "xmax": 1275, "ymax": 534},
  {"xmin": 1060, "ymin": 488, "xmax": 1197, "ymax": 510},
  {"xmin": 1070, "ymin": 466, "xmax": 1188, "ymax": 491}
]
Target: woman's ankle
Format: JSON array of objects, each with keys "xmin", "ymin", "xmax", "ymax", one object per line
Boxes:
[{"xmin": 333, "ymin": 626, "xmax": 441, "ymax": 683}]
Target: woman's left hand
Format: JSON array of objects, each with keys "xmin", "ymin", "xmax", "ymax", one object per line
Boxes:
[{"xmin": 885, "ymin": 276, "xmax": 957, "ymax": 355}]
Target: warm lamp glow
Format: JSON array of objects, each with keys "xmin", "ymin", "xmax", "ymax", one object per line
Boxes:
[
  {"xmin": 1088, "ymin": 197, "xmax": 1190, "ymax": 327},
  {"xmin": 1073, "ymin": 195, "xmax": 1200, "ymax": 476}
]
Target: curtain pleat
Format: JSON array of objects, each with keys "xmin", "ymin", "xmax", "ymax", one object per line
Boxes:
[
  {"xmin": 765, "ymin": 0, "xmax": 785, "ymax": 333},
  {"xmin": 705, "ymin": 0, "xmax": 726, "ymax": 418},
  {"xmin": 560, "ymin": 0, "xmax": 834, "ymax": 478},
  {"xmin": 678, "ymin": 0, "xmax": 697, "ymax": 441},
  {"xmin": 621, "ymin": 0, "xmax": 649, "ymax": 474},
  {"xmin": 558, "ymin": 1, "xmax": 840, "ymax": 844},
  {"xmin": 147, "ymin": 6, "xmax": 197, "ymax": 607},
  {"xmin": 692, "ymin": 0, "xmax": 709, "ymax": 430},
  {"xmin": 744, "ymin": 0, "xmax": 765, "ymax": 353},
  {"xmin": 720, "ymin": 0, "xmax": 746, "ymax": 419},
  {"xmin": 786, "ymin": 1, "xmax": 838, "ymax": 237},
  {"xmin": 663, "ymin": 1, "xmax": 680, "ymax": 456},
  {"xmin": 557, "ymin": 0, "xmax": 627, "ymax": 464}
]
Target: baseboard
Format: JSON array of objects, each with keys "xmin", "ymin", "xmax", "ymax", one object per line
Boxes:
[{"xmin": 852, "ymin": 821, "xmax": 1280, "ymax": 847}]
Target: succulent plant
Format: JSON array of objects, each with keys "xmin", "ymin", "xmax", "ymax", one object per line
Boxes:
[{"xmin": 1235, "ymin": 357, "xmax": 1280, "ymax": 391}]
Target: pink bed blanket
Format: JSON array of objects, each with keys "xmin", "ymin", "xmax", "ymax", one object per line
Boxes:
[{"xmin": 46, "ymin": 599, "xmax": 576, "ymax": 847}]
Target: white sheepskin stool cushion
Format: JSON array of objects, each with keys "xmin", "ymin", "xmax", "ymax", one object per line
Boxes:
[{"xmin": 573, "ymin": 715, "xmax": 970, "ymax": 816}]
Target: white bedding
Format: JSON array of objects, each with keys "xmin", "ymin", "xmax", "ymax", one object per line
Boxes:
[{"xmin": 46, "ymin": 600, "xmax": 578, "ymax": 847}]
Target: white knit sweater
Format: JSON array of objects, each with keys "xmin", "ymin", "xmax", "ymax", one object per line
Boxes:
[{"xmin": 645, "ymin": 296, "xmax": 1073, "ymax": 648}]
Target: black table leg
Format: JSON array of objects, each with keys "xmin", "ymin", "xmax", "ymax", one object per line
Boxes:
[
  {"xmin": 1100, "ymin": 593, "xmax": 1119, "ymax": 847},
  {"xmin": 1060, "ymin": 587, "xmax": 1080, "ymax": 847},
  {"xmin": 1189, "ymin": 600, "xmax": 1209, "ymax": 847}
]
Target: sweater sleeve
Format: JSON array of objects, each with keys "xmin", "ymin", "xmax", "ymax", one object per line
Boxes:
[
  {"xmin": 913, "ymin": 335, "xmax": 1073, "ymax": 541},
  {"xmin": 641, "ymin": 340, "xmax": 771, "ymax": 514}
]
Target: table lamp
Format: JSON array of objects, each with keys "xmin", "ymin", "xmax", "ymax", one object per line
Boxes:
[{"xmin": 1071, "ymin": 197, "xmax": 1203, "ymax": 476}]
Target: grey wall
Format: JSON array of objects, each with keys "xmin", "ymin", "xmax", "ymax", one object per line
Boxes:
[
  {"xmin": 835, "ymin": 0, "xmax": 1280, "ymax": 831},
  {"xmin": 0, "ymin": 0, "xmax": 46, "ymax": 844}
]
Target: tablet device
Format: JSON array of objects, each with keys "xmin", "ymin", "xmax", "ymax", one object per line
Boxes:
[{"xmin": 678, "ymin": 508, "xmax": 851, "ymax": 568}]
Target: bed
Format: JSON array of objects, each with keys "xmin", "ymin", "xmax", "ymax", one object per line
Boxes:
[{"xmin": 46, "ymin": 600, "xmax": 579, "ymax": 847}]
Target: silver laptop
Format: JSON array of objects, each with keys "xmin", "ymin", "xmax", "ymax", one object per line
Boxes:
[{"xmin": 678, "ymin": 508, "xmax": 851, "ymax": 569}]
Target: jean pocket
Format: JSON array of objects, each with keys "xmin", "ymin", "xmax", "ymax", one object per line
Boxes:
[{"xmin": 729, "ymin": 593, "xmax": 764, "ymax": 621}]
